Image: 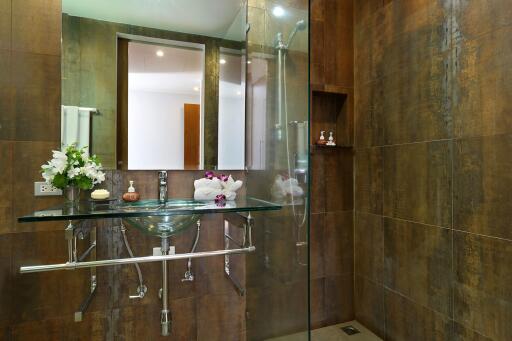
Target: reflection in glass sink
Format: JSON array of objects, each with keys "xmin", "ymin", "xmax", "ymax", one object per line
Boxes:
[{"xmin": 121, "ymin": 200, "xmax": 203, "ymax": 237}]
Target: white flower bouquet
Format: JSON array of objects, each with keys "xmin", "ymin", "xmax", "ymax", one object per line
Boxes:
[{"xmin": 41, "ymin": 144, "xmax": 106, "ymax": 190}]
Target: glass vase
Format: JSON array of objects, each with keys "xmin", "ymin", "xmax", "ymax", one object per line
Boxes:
[{"xmin": 64, "ymin": 186, "xmax": 80, "ymax": 205}]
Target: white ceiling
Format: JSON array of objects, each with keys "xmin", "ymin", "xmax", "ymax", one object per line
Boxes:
[
  {"xmin": 62, "ymin": 0, "xmax": 245, "ymax": 41},
  {"xmin": 128, "ymin": 42, "xmax": 243, "ymax": 98},
  {"xmin": 128, "ymin": 42, "xmax": 203, "ymax": 95}
]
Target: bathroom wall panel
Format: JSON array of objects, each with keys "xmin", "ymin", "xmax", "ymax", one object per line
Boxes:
[
  {"xmin": 453, "ymin": 231, "xmax": 512, "ymax": 340},
  {"xmin": 354, "ymin": 0, "xmax": 512, "ymax": 340},
  {"xmin": 384, "ymin": 289, "xmax": 453, "ymax": 341},
  {"xmin": 309, "ymin": 213, "xmax": 325, "ymax": 280},
  {"xmin": 354, "ymin": 212, "xmax": 383, "ymax": 283},
  {"xmin": 454, "ymin": 134, "xmax": 512, "ymax": 240},
  {"xmin": 454, "ymin": 26, "xmax": 512, "ymax": 138},
  {"xmin": 309, "ymin": 0, "xmax": 355, "ymax": 329},
  {"xmin": 452, "ymin": 322, "xmax": 493, "ymax": 341},
  {"xmin": 383, "ymin": 218, "xmax": 453, "ymax": 317},
  {"xmin": 0, "ymin": 0, "xmax": 10, "ymax": 50},
  {"xmin": 354, "ymin": 147, "xmax": 382, "ymax": 215},
  {"xmin": 11, "ymin": 0, "xmax": 61, "ymax": 56},
  {"xmin": 354, "ymin": 275, "xmax": 385, "ymax": 339},
  {"xmin": 11, "ymin": 141, "xmax": 62, "ymax": 233},
  {"xmin": 310, "ymin": 152, "xmax": 326, "ymax": 214},
  {"xmin": 382, "ymin": 141, "xmax": 452, "ymax": 227},
  {"xmin": 324, "ymin": 211, "xmax": 353, "ymax": 277},
  {"xmin": 0, "ymin": 141, "xmax": 13, "ymax": 234}
]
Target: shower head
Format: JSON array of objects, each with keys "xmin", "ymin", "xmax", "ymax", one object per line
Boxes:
[
  {"xmin": 276, "ymin": 19, "xmax": 308, "ymax": 50},
  {"xmin": 295, "ymin": 19, "xmax": 307, "ymax": 31},
  {"xmin": 285, "ymin": 19, "xmax": 307, "ymax": 48}
]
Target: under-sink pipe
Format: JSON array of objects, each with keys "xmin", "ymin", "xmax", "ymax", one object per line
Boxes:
[
  {"xmin": 182, "ymin": 220, "xmax": 201, "ymax": 282},
  {"xmin": 119, "ymin": 222, "xmax": 147, "ymax": 299}
]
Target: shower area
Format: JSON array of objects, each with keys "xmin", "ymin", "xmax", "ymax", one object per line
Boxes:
[{"xmin": 247, "ymin": 0, "xmax": 512, "ymax": 340}]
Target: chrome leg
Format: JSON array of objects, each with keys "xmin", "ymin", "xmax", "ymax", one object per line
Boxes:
[{"xmin": 160, "ymin": 237, "xmax": 171, "ymax": 336}]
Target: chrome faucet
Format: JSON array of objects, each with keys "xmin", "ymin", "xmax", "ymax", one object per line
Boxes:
[{"xmin": 158, "ymin": 171, "xmax": 168, "ymax": 204}]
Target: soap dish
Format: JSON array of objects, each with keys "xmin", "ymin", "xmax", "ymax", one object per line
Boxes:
[{"xmin": 87, "ymin": 198, "xmax": 118, "ymax": 210}]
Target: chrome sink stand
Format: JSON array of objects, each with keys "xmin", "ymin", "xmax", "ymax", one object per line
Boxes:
[{"xmin": 160, "ymin": 237, "xmax": 171, "ymax": 336}]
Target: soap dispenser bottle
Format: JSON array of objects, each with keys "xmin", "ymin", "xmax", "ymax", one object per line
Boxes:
[{"xmin": 122, "ymin": 181, "xmax": 140, "ymax": 202}]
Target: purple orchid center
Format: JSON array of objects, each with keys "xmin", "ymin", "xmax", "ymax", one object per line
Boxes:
[
  {"xmin": 217, "ymin": 174, "xmax": 229, "ymax": 182},
  {"xmin": 205, "ymin": 171, "xmax": 215, "ymax": 179},
  {"xmin": 214, "ymin": 194, "xmax": 226, "ymax": 206}
]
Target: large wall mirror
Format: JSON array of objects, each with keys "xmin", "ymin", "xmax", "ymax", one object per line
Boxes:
[{"xmin": 61, "ymin": 0, "xmax": 247, "ymax": 170}]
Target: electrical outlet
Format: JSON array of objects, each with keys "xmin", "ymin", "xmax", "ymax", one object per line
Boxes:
[{"xmin": 34, "ymin": 182, "xmax": 62, "ymax": 196}]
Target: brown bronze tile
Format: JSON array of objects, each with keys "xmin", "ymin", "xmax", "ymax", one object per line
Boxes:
[
  {"xmin": 323, "ymin": 0, "xmax": 354, "ymax": 88},
  {"xmin": 454, "ymin": 25, "xmax": 512, "ymax": 137},
  {"xmin": 324, "ymin": 149, "xmax": 353, "ymax": 212},
  {"xmin": 311, "ymin": 152, "xmax": 326, "ymax": 213},
  {"xmin": 454, "ymin": 135, "xmax": 512, "ymax": 240},
  {"xmin": 11, "ymin": 310, "xmax": 108, "ymax": 341},
  {"xmin": 0, "ymin": 0, "xmax": 10, "ymax": 50},
  {"xmin": 196, "ymin": 293, "xmax": 245, "ymax": 341},
  {"xmin": 10, "ymin": 231, "xmax": 91, "ymax": 323},
  {"xmin": 354, "ymin": 275, "xmax": 385, "ymax": 339},
  {"xmin": 0, "ymin": 141, "xmax": 13, "ymax": 234},
  {"xmin": 452, "ymin": 321, "xmax": 493, "ymax": 341},
  {"xmin": 0, "ymin": 234, "xmax": 12, "ymax": 327},
  {"xmin": 382, "ymin": 141, "xmax": 452, "ymax": 227},
  {"xmin": 310, "ymin": 213, "xmax": 325, "ymax": 280},
  {"xmin": 11, "ymin": 0, "xmax": 61, "ymax": 56},
  {"xmin": 310, "ymin": 278, "xmax": 326, "ymax": 329},
  {"xmin": 323, "ymin": 274, "xmax": 354, "ymax": 325},
  {"xmin": 355, "ymin": 212, "xmax": 383, "ymax": 283},
  {"xmin": 453, "ymin": 231, "xmax": 512, "ymax": 340},
  {"xmin": 455, "ymin": 0, "xmax": 512, "ymax": 41},
  {"xmin": 12, "ymin": 141, "xmax": 62, "ymax": 233},
  {"xmin": 385, "ymin": 289, "xmax": 452, "ymax": 341},
  {"xmin": 324, "ymin": 210, "xmax": 353, "ymax": 276},
  {"xmin": 384, "ymin": 217, "xmax": 452, "ymax": 316},
  {"xmin": 355, "ymin": 147, "xmax": 382, "ymax": 214},
  {"xmin": 11, "ymin": 52, "xmax": 60, "ymax": 141}
]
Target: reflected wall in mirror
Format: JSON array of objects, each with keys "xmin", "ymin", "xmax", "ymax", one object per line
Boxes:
[{"xmin": 61, "ymin": 0, "xmax": 247, "ymax": 170}]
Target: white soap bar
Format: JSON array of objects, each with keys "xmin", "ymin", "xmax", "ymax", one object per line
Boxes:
[{"xmin": 91, "ymin": 189, "xmax": 110, "ymax": 200}]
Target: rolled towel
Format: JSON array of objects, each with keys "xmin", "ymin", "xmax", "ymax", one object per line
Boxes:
[
  {"xmin": 194, "ymin": 177, "xmax": 222, "ymax": 190},
  {"xmin": 221, "ymin": 189, "xmax": 237, "ymax": 201},
  {"xmin": 271, "ymin": 175, "xmax": 304, "ymax": 198},
  {"xmin": 194, "ymin": 187, "xmax": 223, "ymax": 201},
  {"xmin": 221, "ymin": 175, "xmax": 243, "ymax": 192}
]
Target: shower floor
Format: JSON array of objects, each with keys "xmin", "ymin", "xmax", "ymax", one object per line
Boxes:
[{"xmin": 266, "ymin": 320, "xmax": 382, "ymax": 341}]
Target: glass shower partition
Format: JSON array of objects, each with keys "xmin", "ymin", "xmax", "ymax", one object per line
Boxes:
[{"xmin": 245, "ymin": 0, "xmax": 310, "ymax": 340}]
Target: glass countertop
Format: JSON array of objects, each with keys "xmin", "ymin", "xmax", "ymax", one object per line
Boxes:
[{"xmin": 18, "ymin": 197, "xmax": 282, "ymax": 223}]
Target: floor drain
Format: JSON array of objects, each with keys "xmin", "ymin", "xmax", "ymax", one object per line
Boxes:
[{"xmin": 341, "ymin": 325, "xmax": 361, "ymax": 335}]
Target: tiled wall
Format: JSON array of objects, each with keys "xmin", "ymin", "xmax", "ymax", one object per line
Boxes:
[
  {"xmin": 0, "ymin": 0, "xmax": 249, "ymax": 339},
  {"xmin": 354, "ymin": 0, "xmax": 512, "ymax": 339},
  {"xmin": 310, "ymin": 0, "xmax": 355, "ymax": 329}
]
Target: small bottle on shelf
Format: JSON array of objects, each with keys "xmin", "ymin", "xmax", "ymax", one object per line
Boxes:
[
  {"xmin": 316, "ymin": 130, "xmax": 327, "ymax": 145},
  {"xmin": 326, "ymin": 131, "xmax": 336, "ymax": 146}
]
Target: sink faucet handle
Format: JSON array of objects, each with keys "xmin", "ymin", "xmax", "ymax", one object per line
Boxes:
[{"xmin": 159, "ymin": 170, "xmax": 167, "ymax": 182}]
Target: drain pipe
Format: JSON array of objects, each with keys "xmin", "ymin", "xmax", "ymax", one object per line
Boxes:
[
  {"xmin": 182, "ymin": 220, "xmax": 201, "ymax": 282},
  {"xmin": 119, "ymin": 223, "xmax": 147, "ymax": 299},
  {"xmin": 160, "ymin": 237, "xmax": 171, "ymax": 336}
]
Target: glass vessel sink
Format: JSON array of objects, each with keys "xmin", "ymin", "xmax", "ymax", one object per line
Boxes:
[{"xmin": 121, "ymin": 200, "xmax": 202, "ymax": 237}]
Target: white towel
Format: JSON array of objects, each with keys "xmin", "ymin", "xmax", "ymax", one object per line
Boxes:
[
  {"xmin": 221, "ymin": 175, "xmax": 243, "ymax": 192},
  {"xmin": 271, "ymin": 175, "xmax": 304, "ymax": 198},
  {"xmin": 194, "ymin": 178, "xmax": 222, "ymax": 190},
  {"xmin": 194, "ymin": 189, "xmax": 237, "ymax": 201},
  {"xmin": 194, "ymin": 187, "xmax": 222, "ymax": 201},
  {"xmin": 61, "ymin": 105, "xmax": 92, "ymax": 152}
]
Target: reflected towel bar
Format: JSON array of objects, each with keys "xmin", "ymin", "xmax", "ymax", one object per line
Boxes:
[{"xmin": 20, "ymin": 246, "xmax": 255, "ymax": 274}]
